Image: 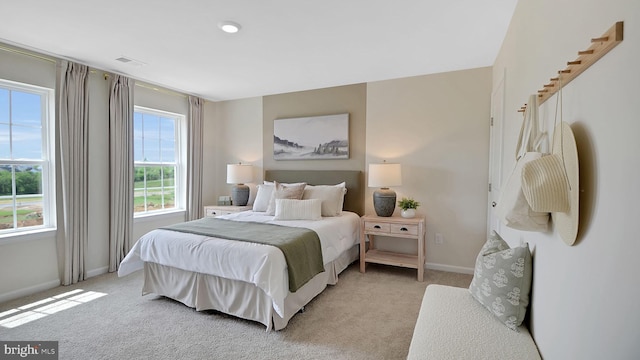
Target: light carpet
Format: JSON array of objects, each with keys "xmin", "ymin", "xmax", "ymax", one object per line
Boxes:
[{"xmin": 0, "ymin": 264, "xmax": 471, "ymax": 360}]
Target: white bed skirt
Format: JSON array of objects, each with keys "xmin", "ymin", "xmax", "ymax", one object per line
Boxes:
[{"xmin": 142, "ymin": 244, "xmax": 359, "ymax": 330}]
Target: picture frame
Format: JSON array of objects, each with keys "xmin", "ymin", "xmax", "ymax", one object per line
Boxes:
[{"xmin": 273, "ymin": 113, "xmax": 349, "ymax": 160}]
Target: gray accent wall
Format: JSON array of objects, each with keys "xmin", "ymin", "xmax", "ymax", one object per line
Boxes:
[{"xmin": 263, "ymin": 84, "xmax": 367, "ymax": 173}]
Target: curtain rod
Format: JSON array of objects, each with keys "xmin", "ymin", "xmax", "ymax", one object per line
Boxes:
[
  {"xmin": 0, "ymin": 43, "xmax": 56, "ymax": 63},
  {"xmin": 93, "ymin": 71, "xmax": 187, "ymax": 99},
  {"xmin": 135, "ymin": 81, "xmax": 188, "ymax": 98}
]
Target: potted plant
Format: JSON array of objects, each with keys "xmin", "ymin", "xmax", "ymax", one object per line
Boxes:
[{"xmin": 398, "ymin": 197, "xmax": 420, "ymax": 218}]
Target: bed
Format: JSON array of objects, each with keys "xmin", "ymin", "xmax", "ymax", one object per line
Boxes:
[{"xmin": 118, "ymin": 170, "xmax": 363, "ymax": 330}]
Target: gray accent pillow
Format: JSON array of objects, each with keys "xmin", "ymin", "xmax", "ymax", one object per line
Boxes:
[{"xmin": 468, "ymin": 231, "xmax": 533, "ymax": 331}]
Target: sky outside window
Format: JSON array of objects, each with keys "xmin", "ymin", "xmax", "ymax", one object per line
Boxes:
[
  {"xmin": 133, "ymin": 112, "xmax": 175, "ymax": 163},
  {"xmin": 0, "ymin": 88, "xmax": 43, "ymax": 161}
]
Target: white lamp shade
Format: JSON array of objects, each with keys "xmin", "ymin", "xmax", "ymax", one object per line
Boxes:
[
  {"xmin": 226, "ymin": 164, "xmax": 253, "ymax": 184},
  {"xmin": 368, "ymin": 163, "xmax": 402, "ymax": 188}
]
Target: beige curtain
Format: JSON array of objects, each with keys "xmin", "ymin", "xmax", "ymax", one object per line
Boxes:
[
  {"xmin": 57, "ymin": 60, "xmax": 89, "ymax": 285},
  {"xmin": 108, "ymin": 75, "xmax": 134, "ymax": 272},
  {"xmin": 186, "ymin": 96, "xmax": 204, "ymax": 221}
]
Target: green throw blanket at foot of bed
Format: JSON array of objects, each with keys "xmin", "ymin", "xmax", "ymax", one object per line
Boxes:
[{"xmin": 161, "ymin": 217, "xmax": 325, "ymax": 292}]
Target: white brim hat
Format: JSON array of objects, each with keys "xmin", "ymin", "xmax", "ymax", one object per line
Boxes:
[{"xmin": 551, "ymin": 122, "xmax": 579, "ymax": 245}]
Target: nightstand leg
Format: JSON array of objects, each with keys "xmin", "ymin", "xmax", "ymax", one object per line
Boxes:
[
  {"xmin": 417, "ymin": 232, "xmax": 425, "ymax": 281},
  {"xmin": 360, "ymin": 229, "xmax": 366, "ymax": 273}
]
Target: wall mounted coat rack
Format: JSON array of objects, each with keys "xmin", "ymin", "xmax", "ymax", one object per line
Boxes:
[{"xmin": 518, "ymin": 21, "xmax": 623, "ymax": 113}]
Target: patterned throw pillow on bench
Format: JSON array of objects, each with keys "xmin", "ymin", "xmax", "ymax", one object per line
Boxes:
[{"xmin": 468, "ymin": 231, "xmax": 533, "ymax": 331}]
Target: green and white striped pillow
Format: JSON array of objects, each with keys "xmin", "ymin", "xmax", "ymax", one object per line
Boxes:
[{"xmin": 274, "ymin": 199, "xmax": 322, "ymax": 221}]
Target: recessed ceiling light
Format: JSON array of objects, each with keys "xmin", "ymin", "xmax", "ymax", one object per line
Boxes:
[{"xmin": 218, "ymin": 21, "xmax": 241, "ymax": 34}]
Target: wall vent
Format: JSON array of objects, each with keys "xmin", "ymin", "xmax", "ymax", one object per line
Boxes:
[{"xmin": 115, "ymin": 56, "xmax": 147, "ymax": 67}]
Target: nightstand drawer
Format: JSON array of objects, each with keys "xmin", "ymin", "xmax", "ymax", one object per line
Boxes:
[
  {"xmin": 390, "ymin": 223, "xmax": 419, "ymax": 236},
  {"xmin": 203, "ymin": 205, "xmax": 252, "ymax": 218},
  {"xmin": 364, "ymin": 221, "xmax": 391, "ymax": 233},
  {"xmin": 205, "ymin": 208, "xmax": 232, "ymax": 217}
]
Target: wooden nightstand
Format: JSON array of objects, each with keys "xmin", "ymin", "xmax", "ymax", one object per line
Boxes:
[
  {"xmin": 360, "ymin": 215, "xmax": 426, "ymax": 281},
  {"xmin": 203, "ymin": 205, "xmax": 252, "ymax": 217}
]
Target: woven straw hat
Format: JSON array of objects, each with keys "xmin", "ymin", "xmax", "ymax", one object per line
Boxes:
[
  {"xmin": 522, "ymin": 154, "xmax": 570, "ymax": 213},
  {"xmin": 522, "ymin": 122, "xmax": 579, "ymax": 245}
]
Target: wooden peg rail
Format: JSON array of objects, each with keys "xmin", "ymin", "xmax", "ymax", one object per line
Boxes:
[{"xmin": 518, "ymin": 21, "xmax": 624, "ymax": 113}]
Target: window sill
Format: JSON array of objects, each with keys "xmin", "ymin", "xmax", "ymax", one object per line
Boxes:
[
  {"xmin": 0, "ymin": 227, "xmax": 57, "ymax": 245},
  {"xmin": 134, "ymin": 209, "xmax": 186, "ymax": 224}
]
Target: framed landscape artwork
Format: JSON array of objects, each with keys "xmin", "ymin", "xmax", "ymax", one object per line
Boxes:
[{"xmin": 273, "ymin": 113, "xmax": 349, "ymax": 160}]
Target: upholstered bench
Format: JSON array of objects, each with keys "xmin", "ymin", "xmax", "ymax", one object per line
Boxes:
[{"xmin": 407, "ymin": 284, "xmax": 541, "ymax": 360}]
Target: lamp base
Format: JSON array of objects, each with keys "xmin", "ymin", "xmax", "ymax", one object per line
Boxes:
[
  {"xmin": 373, "ymin": 188, "xmax": 396, "ymax": 217},
  {"xmin": 231, "ymin": 184, "xmax": 250, "ymax": 206}
]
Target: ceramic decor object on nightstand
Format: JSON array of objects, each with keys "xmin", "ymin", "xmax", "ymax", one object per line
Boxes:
[
  {"xmin": 360, "ymin": 215, "xmax": 426, "ymax": 281},
  {"xmin": 203, "ymin": 205, "xmax": 252, "ymax": 218}
]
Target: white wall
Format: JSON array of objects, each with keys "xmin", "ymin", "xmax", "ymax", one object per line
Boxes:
[
  {"xmin": 493, "ymin": 0, "xmax": 640, "ymax": 358},
  {"xmin": 366, "ymin": 68, "xmax": 492, "ymax": 272},
  {"xmin": 205, "ymin": 97, "xmax": 263, "ymax": 205}
]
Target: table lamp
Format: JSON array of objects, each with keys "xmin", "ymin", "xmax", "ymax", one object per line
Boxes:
[
  {"xmin": 368, "ymin": 162, "xmax": 402, "ymax": 217},
  {"xmin": 227, "ymin": 163, "xmax": 253, "ymax": 206}
]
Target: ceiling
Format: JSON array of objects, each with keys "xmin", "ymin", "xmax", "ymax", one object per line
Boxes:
[{"xmin": 0, "ymin": 0, "xmax": 518, "ymax": 101}]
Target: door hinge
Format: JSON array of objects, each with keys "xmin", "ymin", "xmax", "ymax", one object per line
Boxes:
[
  {"xmin": 489, "ymin": 183, "xmax": 492, "ymax": 192},
  {"xmin": 490, "ymin": 117, "xmax": 494, "ymax": 126}
]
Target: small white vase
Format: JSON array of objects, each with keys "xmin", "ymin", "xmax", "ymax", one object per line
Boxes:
[{"xmin": 401, "ymin": 209, "xmax": 416, "ymax": 218}]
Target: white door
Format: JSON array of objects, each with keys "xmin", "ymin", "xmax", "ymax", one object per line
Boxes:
[{"xmin": 487, "ymin": 70, "xmax": 505, "ymax": 236}]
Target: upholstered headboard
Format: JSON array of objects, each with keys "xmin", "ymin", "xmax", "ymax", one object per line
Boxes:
[{"xmin": 264, "ymin": 170, "xmax": 364, "ymax": 216}]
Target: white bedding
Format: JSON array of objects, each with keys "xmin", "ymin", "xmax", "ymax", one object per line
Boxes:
[{"xmin": 118, "ymin": 210, "xmax": 360, "ymax": 317}]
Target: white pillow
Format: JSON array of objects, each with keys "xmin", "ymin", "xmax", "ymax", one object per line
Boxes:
[
  {"xmin": 266, "ymin": 181, "xmax": 307, "ymax": 215},
  {"xmin": 246, "ymin": 183, "xmax": 258, "ymax": 206},
  {"xmin": 302, "ymin": 182, "xmax": 347, "ymax": 217},
  {"xmin": 274, "ymin": 199, "xmax": 322, "ymax": 220},
  {"xmin": 252, "ymin": 184, "xmax": 274, "ymax": 212}
]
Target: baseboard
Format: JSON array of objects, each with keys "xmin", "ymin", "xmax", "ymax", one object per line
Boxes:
[
  {"xmin": 86, "ymin": 266, "xmax": 109, "ymax": 278},
  {"xmin": 0, "ymin": 279, "xmax": 60, "ymax": 304},
  {"xmin": 425, "ymin": 262, "xmax": 474, "ymax": 275}
]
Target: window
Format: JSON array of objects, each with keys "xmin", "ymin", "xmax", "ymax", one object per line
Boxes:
[
  {"xmin": 0, "ymin": 80, "xmax": 55, "ymax": 235},
  {"xmin": 133, "ymin": 107, "xmax": 183, "ymax": 215}
]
